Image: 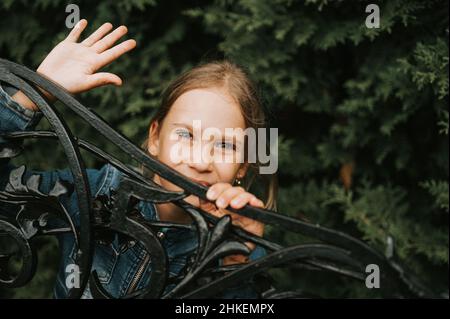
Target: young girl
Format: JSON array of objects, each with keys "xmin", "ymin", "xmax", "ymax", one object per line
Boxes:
[{"xmin": 0, "ymin": 19, "xmax": 276, "ymax": 298}]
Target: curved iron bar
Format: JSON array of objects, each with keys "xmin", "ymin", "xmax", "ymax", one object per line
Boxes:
[
  {"xmin": 0, "ymin": 166, "xmax": 82, "ymax": 288},
  {"xmin": 105, "ymin": 175, "xmax": 172, "ymax": 298},
  {"xmin": 162, "ymin": 209, "xmax": 251, "ymax": 299},
  {"xmin": 0, "ymin": 217, "xmax": 37, "ymax": 287},
  {"xmin": 180, "ymin": 244, "xmax": 363, "ymax": 299},
  {"xmin": 0, "ymin": 58, "xmax": 440, "ymax": 298},
  {"xmin": 0, "ymin": 166, "xmax": 79, "ymax": 245},
  {"xmin": 0, "ymin": 65, "xmax": 93, "ymax": 299},
  {"xmin": 164, "ymin": 202, "xmax": 367, "ymax": 299}
]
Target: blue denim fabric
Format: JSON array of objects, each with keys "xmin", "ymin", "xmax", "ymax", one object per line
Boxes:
[{"xmin": 0, "ymin": 83, "xmax": 266, "ymax": 298}]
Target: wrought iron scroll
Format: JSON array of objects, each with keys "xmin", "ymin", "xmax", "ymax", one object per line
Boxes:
[{"xmin": 0, "ymin": 58, "xmax": 442, "ymax": 299}]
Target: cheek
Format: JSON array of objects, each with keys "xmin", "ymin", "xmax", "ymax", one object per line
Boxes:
[
  {"xmin": 154, "ymin": 138, "xmax": 185, "ymax": 191},
  {"xmin": 214, "ymin": 162, "xmax": 239, "ymax": 184},
  {"xmin": 158, "ymin": 137, "xmax": 182, "ymax": 167}
]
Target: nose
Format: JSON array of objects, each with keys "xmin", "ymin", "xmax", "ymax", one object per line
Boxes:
[
  {"xmin": 187, "ymin": 160, "xmax": 212, "ymax": 172},
  {"xmin": 186, "ymin": 142, "xmax": 213, "ymax": 172}
]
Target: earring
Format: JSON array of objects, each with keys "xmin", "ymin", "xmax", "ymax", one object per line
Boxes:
[{"xmin": 234, "ymin": 178, "xmax": 242, "ymax": 186}]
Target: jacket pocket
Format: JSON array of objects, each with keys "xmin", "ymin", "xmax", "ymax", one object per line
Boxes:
[{"xmin": 92, "ymin": 242, "xmax": 120, "ymax": 284}]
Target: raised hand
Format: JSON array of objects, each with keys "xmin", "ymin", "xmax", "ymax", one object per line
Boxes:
[
  {"xmin": 13, "ymin": 19, "xmax": 136, "ymax": 110},
  {"xmin": 38, "ymin": 19, "xmax": 136, "ymax": 95}
]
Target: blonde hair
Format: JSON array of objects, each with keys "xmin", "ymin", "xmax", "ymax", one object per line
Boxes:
[{"xmin": 142, "ymin": 60, "xmax": 277, "ymax": 211}]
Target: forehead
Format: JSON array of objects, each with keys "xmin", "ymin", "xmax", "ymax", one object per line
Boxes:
[{"xmin": 164, "ymin": 88, "xmax": 246, "ymax": 130}]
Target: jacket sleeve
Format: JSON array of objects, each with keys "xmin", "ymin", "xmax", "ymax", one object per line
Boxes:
[{"xmin": 0, "ymin": 82, "xmax": 43, "ymax": 134}]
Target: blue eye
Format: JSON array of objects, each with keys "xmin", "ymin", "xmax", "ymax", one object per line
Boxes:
[
  {"xmin": 176, "ymin": 129, "xmax": 192, "ymax": 140},
  {"xmin": 215, "ymin": 141, "xmax": 236, "ymax": 151}
]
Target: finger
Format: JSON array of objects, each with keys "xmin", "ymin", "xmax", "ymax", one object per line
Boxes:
[
  {"xmin": 66, "ymin": 19, "xmax": 88, "ymax": 42},
  {"xmin": 96, "ymin": 39, "xmax": 136, "ymax": 69},
  {"xmin": 81, "ymin": 22, "xmax": 113, "ymax": 46},
  {"xmin": 86, "ymin": 72, "xmax": 122, "ymax": 89},
  {"xmin": 233, "ymin": 219, "xmax": 264, "ymax": 238},
  {"xmin": 199, "ymin": 197, "xmax": 218, "ymax": 213},
  {"xmin": 206, "ymin": 182, "xmax": 233, "ymax": 201},
  {"xmin": 249, "ymin": 197, "xmax": 265, "ymax": 208},
  {"xmin": 199, "ymin": 198, "xmax": 227, "ymax": 220},
  {"xmin": 208, "ymin": 208, "xmax": 227, "ymax": 219},
  {"xmin": 91, "ymin": 25, "xmax": 128, "ymax": 53},
  {"xmin": 230, "ymin": 192, "xmax": 255, "ymax": 209},
  {"xmin": 244, "ymin": 241, "xmax": 256, "ymax": 251},
  {"xmin": 216, "ymin": 186, "xmax": 245, "ymax": 209},
  {"xmin": 223, "ymin": 254, "xmax": 249, "ymax": 266}
]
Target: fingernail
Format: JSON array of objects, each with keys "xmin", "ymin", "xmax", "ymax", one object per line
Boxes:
[
  {"xmin": 217, "ymin": 198, "xmax": 225, "ymax": 208},
  {"xmin": 231, "ymin": 198, "xmax": 240, "ymax": 206},
  {"xmin": 206, "ymin": 189, "xmax": 216, "ymax": 199}
]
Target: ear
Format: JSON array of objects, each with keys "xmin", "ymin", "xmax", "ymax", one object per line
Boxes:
[{"xmin": 148, "ymin": 121, "xmax": 160, "ymax": 156}]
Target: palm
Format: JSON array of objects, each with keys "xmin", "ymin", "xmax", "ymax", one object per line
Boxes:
[
  {"xmin": 37, "ymin": 20, "xmax": 136, "ymax": 95},
  {"xmin": 41, "ymin": 42, "xmax": 98, "ymax": 92}
]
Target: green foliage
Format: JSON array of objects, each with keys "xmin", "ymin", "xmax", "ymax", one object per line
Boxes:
[
  {"xmin": 0, "ymin": 0, "xmax": 448, "ymax": 298},
  {"xmin": 420, "ymin": 180, "xmax": 449, "ymax": 212}
]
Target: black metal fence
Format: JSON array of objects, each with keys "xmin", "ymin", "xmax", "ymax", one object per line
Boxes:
[{"xmin": 0, "ymin": 58, "xmax": 439, "ymax": 299}]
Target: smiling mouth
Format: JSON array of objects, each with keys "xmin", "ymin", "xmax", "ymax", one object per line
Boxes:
[{"xmin": 191, "ymin": 179, "xmax": 211, "ymax": 187}]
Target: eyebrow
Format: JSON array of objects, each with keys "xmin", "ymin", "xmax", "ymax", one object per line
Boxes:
[
  {"xmin": 172, "ymin": 122, "xmax": 193, "ymax": 130},
  {"xmin": 171, "ymin": 122, "xmax": 243, "ymax": 145}
]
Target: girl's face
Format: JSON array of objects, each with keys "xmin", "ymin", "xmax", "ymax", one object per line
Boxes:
[{"xmin": 148, "ymin": 87, "xmax": 248, "ymax": 207}]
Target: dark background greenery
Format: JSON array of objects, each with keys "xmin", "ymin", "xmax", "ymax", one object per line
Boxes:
[{"xmin": 0, "ymin": 0, "xmax": 448, "ymax": 298}]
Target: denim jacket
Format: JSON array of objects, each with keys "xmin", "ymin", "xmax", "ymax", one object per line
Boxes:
[{"xmin": 0, "ymin": 84, "xmax": 266, "ymax": 299}]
